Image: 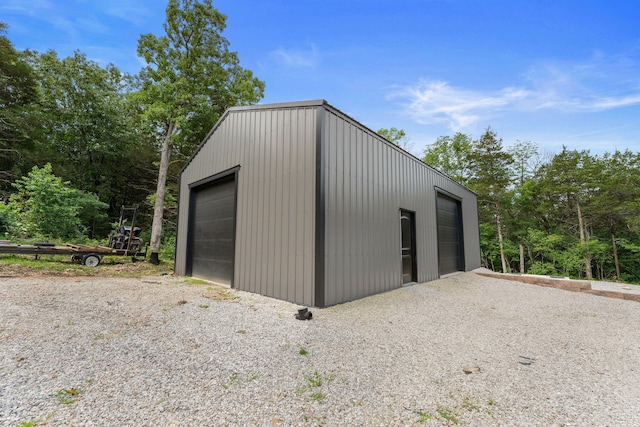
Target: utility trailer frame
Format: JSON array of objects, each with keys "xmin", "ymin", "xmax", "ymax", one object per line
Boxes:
[{"xmin": 0, "ymin": 242, "xmax": 147, "ymax": 266}]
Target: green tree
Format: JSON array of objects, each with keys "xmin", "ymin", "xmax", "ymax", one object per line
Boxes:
[
  {"xmin": 468, "ymin": 127, "xmax": 514, "ymax": 273},
  {"xmin": 378, "ymin": 127, "xmax": 409, "ymax": 149},
  {"xmin": 423, "ymin": 132, "xmax": 474, "ymax": 184},
  {"xmin": 0, "ymin": 22, "xmax": 38, "ymax": 195},
  {"xmin": 507, "ymin": 140, "xmax": 538, "ymax": 188},
  {"xmin": 505, "ymin": 140, "xmax": 540, "ymax": 272},
  {"xmin": 8, "ymin": 163, "xmax": 107, "ymax": 240},
  {"xmin": 27, "ymin": 51, "xmax": 139, "ymax": 200},
  {"xmin": 589, "ymin": 150, "xmax": 640, "ymax": 280},
  {"xmin": 135, "ymin": 0, "xmax": 265, "ymax": 264},
  {"xmin": 535, "ymin": 148, "xmax": 597, "ymax": 279}
]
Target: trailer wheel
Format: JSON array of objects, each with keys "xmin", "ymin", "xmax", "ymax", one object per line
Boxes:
[
  {"xmin": 82, "ymin": 254, "xmax": 101, "ymax": 267},
  {"xmin": 71, "ymin": 254, "xmax": 83, "ymax": 264}
]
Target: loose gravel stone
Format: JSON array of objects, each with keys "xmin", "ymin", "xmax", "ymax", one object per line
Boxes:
[{"xmin": 1, "ymin": 272, "xmax": 639, "ymax": 426}]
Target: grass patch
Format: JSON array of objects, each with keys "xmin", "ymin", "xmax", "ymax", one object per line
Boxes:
[
  {"xmin": 202, "ymin": 285, "xmax": 237, "ymax": 301},
  {"xmin": 305, "ymin": 370, "xmax": 324, "ymax": 388},
  {"xmin": 198, "ymin": 304, "xmax": 209, "ymax": 309},
  {"xmin": 296, "ymin": 370, "xmax": 334, "ymax": 404},
  {"xmin": 222, "ymin": 373, "xmax": 239, "ymax": 389},
  {"xmin": 437, "ymin": 406, "xmax": 460, "ymax": 425},
  {"xmin": 52, "ymin": 387, "xmax": 80, "ymax": 404},
  {"xmin": 182, "ymin": 278, "xmax": 208, "ymax": 285},
  {"xmin": 461, "ymin": 396, "xmax": 480, "ymax": 411},
  {"xmin": 0, "ymin": 254, "xmax": 173, "ymax": 277},
  {"xmin": 417, "ymin": 410, "xmax": 432, "ymax": 422},
  {"xmin": 310, "ymin": 391, "xmax": 326, "ymax": 403},
  {"xmin": 16, "ymin": 421, "xmax": 39, "ymax": 427},
  {"xmin": 299, "ymin": 347, "xmax": 308, "ymax": 355},
  {"xmin": 222, "ymin": 372, "xmax": 260, "ymax": 388},
  {"xmin": 574, "ymin": 311, "xmax": 597, "ymax": 318}
]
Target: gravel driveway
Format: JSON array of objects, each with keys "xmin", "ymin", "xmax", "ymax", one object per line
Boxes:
[{"xmin": 1, "ymin": 272, "xmax": 639, "ymax": 426}]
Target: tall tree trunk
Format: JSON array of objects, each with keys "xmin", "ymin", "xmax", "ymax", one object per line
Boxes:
[
  {"xmin": 611, "ymin": 230, "xmax": 621, "ymax": 281},
  {"xmin": 149, "ymin": 122, "xmax": 174, "ymax": 265},
  {"xmin": 519, "ymin": 244, "xmax": 525, "ymax": 273},
  {"xmin": 496, "ymin": 203, "xmax": 508, "ymax": 273},
  {"xmin": 576, "ymin": 199, "xmax": 592, "ymax": 279}
]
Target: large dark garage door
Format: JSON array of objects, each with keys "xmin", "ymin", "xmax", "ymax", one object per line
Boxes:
[
  {"xmin": 436, "ymin": 193, "xmax": 465, "ymax": 275},
  {"xmin": 188, "ymin": 175, "xmax": 237, "ymax": 285}
]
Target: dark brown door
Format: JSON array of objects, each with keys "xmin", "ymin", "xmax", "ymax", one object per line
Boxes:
[
  {"xmin": 400, "ymin": 210, "xmax": 417, "ymax": 284},
  {"xmin": 189, "ymin": 175, "xmax": 236, "ymax": 284},
  {"xmin": 436, "ymin": 193, "xmax": 464, "ymax": 275}
]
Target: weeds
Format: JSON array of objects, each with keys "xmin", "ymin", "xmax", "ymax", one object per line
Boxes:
[
  {"xmin": 305, "ymin": 370, "xmax": 324, "ymax": 388},
  {"xmin": 296, "ymin": 370, "xmax": 333, "ymax": 404},
  {"xmin": 310, "ymin": 391, "xmax": 326, "ymax": 403},
  {"xmin": 53, "ymin": 387, "xmax": 80, "ymax": 404},
  {"xmin": 417, "ymin": 410, "xmax": 432, "ymax": 422},
  {"xmin": 437, "ymin": 406, "xmax": 460, "ymax": 425},
  {"xmin": 0, "ymin": 254, "xmax": 173, "ymax": 277},
  {"xmin": 222, "ymin": 372, "xmax": 260, "ymax": 388},
  {"xmin": 202, "ymin": 285, "xmax": 236, "ymax": 301},
  {"xmin": 182, "ymin": 278, "xmax": 208, "ymax": 285},
  {"xmin": 410, "ymin": 396, "xmax": 490, "ymax": 424},
  {"xmin": 299, "ymin": 347, "xmax": 308, "ymax": 355},
  {"xmin": 198, "ymin": 304, "xmax": 209, "ymax": 309},
  {"xmin": 222, "ymin": 373, "xmax": 238, "ymax": 389},
  {"xmin": 461, "ymin": 396, "xmax": 480, "ymax": 411}
]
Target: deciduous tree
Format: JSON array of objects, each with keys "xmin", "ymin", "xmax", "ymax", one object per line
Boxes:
[
  {"xmin": 378, "ymin": 127, "xmax": 409, "ymax": 149},
  {"xmin": 0, "ymin": 22, "xmax": 38, "ymax": 195},
  {"xmin": 135, "ymin": 0, "xmax": 265, "ymax": 264},
  {"xmin": 423, "ymin": 132, "xmax": 474, "ymax": 184},
  {"xmin": 468, "ymin": 127, "xmax": 513, "ymax": 273}
]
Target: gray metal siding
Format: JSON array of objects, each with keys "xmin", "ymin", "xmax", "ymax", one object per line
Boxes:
[
  {"xmin": 176, "ymin": 107, "xmax": 318, "ymax": 306},
  {"xmin": 322, "ymin": 107, "xmax": 480, "ymax": 306}
]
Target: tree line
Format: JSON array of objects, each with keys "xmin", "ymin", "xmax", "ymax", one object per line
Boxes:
[
  {"xmin": 0, "ymin": 0, "xmax": 264, "ymax": 262},
  {"xmin": 2, "ymin": 2, "xmax": 638, "ymax": 279},
  {"xmin": 424, "ymin": 130, "xmax": 640, "ymax": 283}
]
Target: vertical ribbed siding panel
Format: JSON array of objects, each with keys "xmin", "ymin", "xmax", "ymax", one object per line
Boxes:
[
  {"xmin": 176, "ymin": 107, "xmax": 317, "ymax": 306},
  {"xmin": 462, "ymin": 194, "xmax": 481, "ymax": 270},
  {"xmin": 322, "ymin": 107, "xmax": 479, "ymax": 306}
]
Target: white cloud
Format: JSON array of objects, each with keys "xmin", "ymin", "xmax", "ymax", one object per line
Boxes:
[
  {"xmin": 393, "ymin": 52, "xmax": 640, "ymax": 130},
  {"xmin": 270, "ymin": 45, "xmax": 319, "ymax": 68},
  {"xmin": 392, "ymin": 80, "xmax": 534, "ymax": 129},
  {"xmin": 586, "ymin": 94, "xmax": 640, "ymax": 110}
]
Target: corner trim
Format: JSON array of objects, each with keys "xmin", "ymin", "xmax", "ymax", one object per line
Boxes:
[{"xmin": 314, "ymin": 106, "xmax": 326, "ymax": 307}]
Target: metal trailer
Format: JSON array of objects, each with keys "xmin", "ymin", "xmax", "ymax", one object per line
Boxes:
[{"xmin": 0, "ymin": 241, "xmax": 147, "ymax": 266}]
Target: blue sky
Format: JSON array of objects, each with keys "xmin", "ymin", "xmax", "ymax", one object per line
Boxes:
[{"xmin": 3, "ymin": 0, "xmax": 639, "ymax": 157}]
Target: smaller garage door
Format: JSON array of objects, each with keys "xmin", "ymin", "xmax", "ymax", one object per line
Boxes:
[
  {"xmin": 436, "ymin": 193, "xmax": 465, "ymax": 275},
  {"xmin": 188, "ymin": 175, "xmax": 236, "ymax": 284}
]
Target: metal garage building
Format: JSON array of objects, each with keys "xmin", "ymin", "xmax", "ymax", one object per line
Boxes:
[{"xmin": 175, "ymin": 100, "xmax": 480, "ymax": 307}]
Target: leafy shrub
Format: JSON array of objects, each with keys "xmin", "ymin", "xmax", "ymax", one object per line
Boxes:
[{"xmin": 8, "ymin": 163, "xmax": 107, "ymax": 240}]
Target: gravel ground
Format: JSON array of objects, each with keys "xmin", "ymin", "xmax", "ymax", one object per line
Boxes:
[{"xmin": 1, "ymin": 272, "xmax": 639, "ymax": 426}]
